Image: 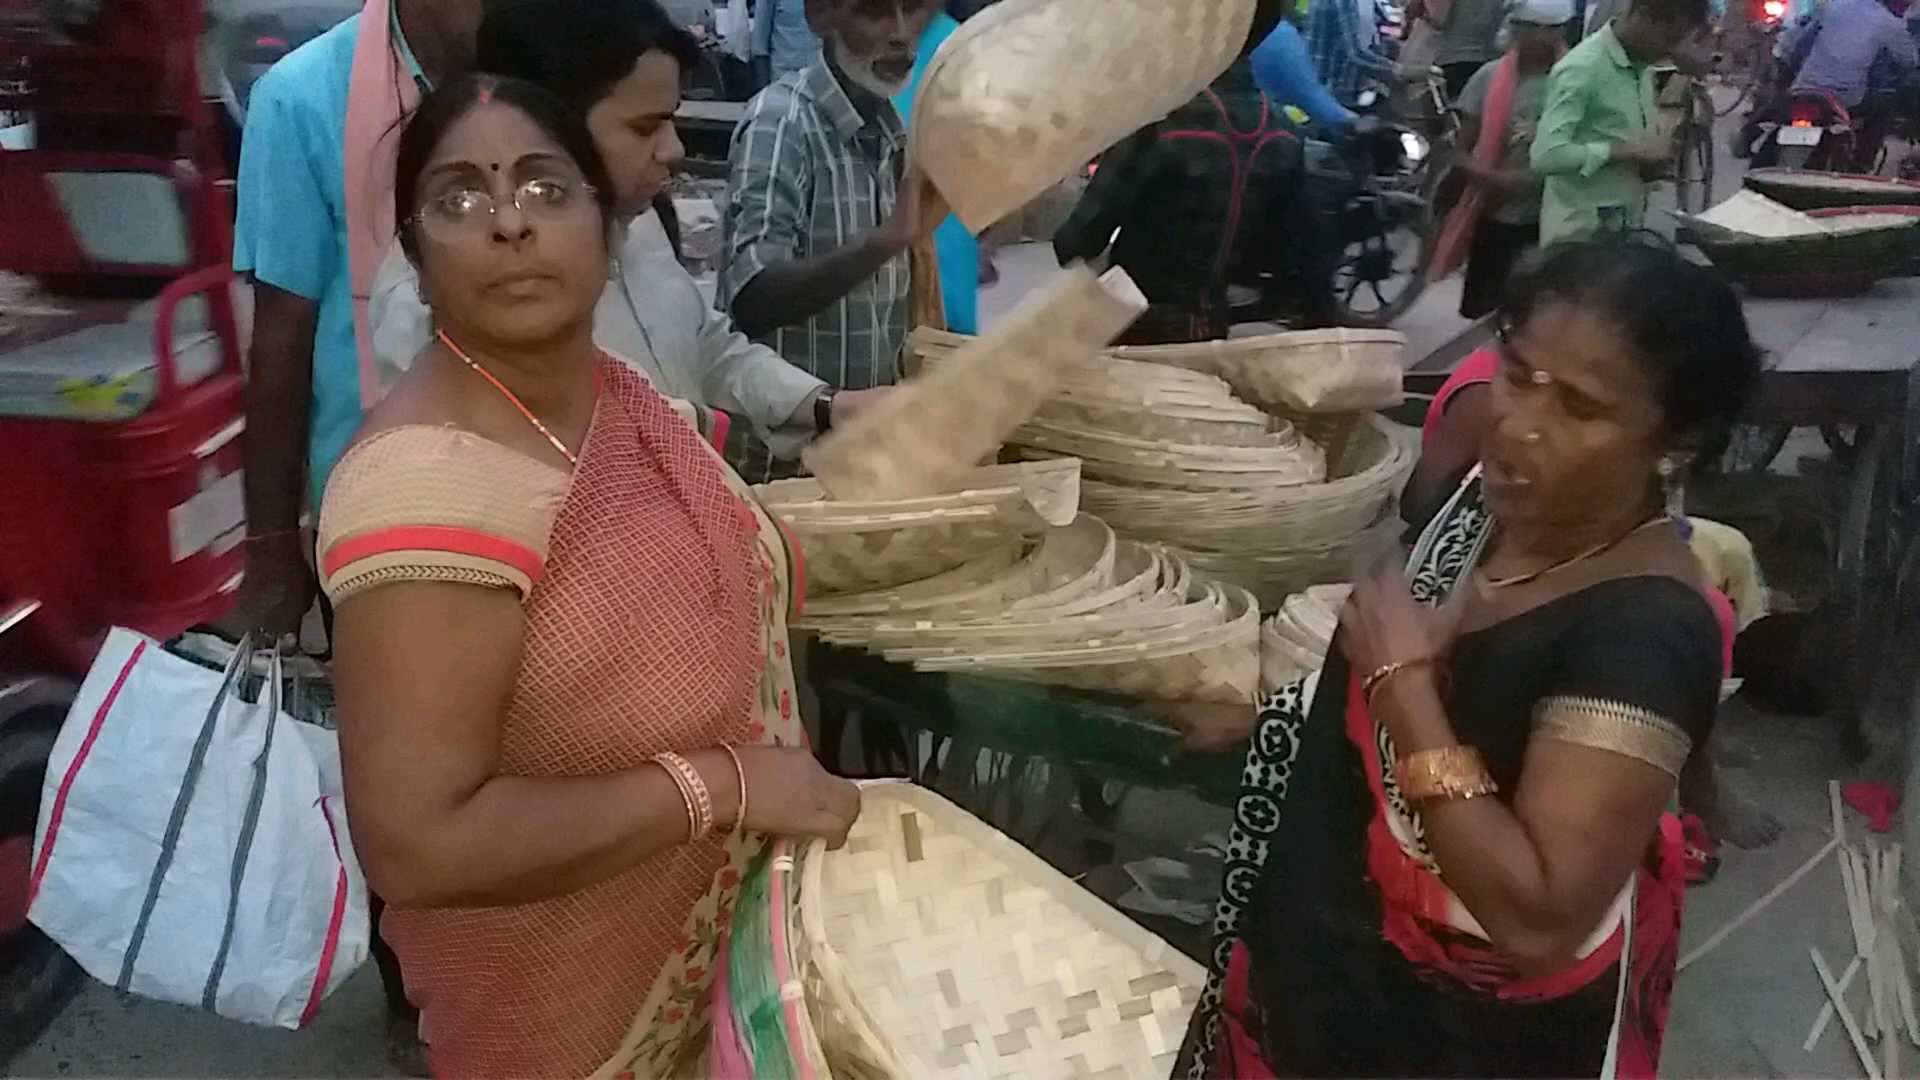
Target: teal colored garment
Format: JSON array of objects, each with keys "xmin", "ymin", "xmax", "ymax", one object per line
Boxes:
[
  {"xmin": 231, "ymin": 15, "xmax": 361, "ymax": 515},
  {"xmin": 892, "ymin": 12, "xmax": 980, "ymax": 334}
]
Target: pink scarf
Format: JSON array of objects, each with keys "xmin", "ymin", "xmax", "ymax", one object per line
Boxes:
[
  {"xmin": 1430, "ymin": 52, "xmax": 1525, "ymax": 280},
  {"xmin": 343, "ymin": 0, "xmax": 422, "ymax": 411}
]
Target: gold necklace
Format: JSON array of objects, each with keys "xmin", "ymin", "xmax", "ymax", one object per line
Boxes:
[
  {"xmin": 437, "ymin": 330, "xmax": 579, "ymax": 466},
  {"xmin": 1478, "ymin": 515, "xmax": 1673, "ymax": 590}
]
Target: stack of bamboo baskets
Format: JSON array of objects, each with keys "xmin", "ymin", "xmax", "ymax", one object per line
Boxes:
[
  {"xmin": 907, "ymin": 327, "xmax": 1414, "ymax": 611},
  {"xmin": 1260, "ymin": 584, "xmax": 1350, "ymax": 691},
  {"xmin": 772, "ymin": 503, "xmax": 1262, "ymax": 705}
]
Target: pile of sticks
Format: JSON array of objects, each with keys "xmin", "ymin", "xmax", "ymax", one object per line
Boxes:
[{"xmin": 1807, "ymin": 781, "xmax": 1919, "ymax": 1080}]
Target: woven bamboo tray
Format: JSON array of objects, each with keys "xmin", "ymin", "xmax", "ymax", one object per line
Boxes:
[
  {"xmin": 1016, "ymin": 416, "xmax": 1323, "ymax": 471},
  {"xmin": 864, "ymin": 567, "xmax": 1216, "ymax": 654},
  {"xmin": 1015, "ymin": 540, "xmax": 1165, "ymax": 618},
  {"xmin": 915, "ymin": 584, "xmax": 1260, "ymax": 704},
  {"xmin": 806, "ymin": 267, "xmax": 1145, "ymax": 501},
  {"xmin": 1170, "ymin": 529, "xmax": 1378, "ymax": 611},
  {"xmin": 1745, "ymin": 167, "xmax": 1920, "ymax": 210},
  {"xmin": 1074, "ymin": 415, "xmax": 1412, "ymax": 551},
  {"xmin": 1033, "ymin": 396, "xmax": 1275, "ymax": 447},
  {"xmin": 801, "ymin": 515, "xmax": 1113, "ymax": 639},
  {"xmin": 1111, "ymin": 328, "xmax": 1407, "ymax": 413},
  {"xmin": 908, "ymin": 0, "xmax": 1256, "ymax": 232},
  {"xmin": 800, "ymin": 542, "xmax": 1031, "ymax": 620},
  {"xmin": 1688, "ymin": 205, "xmax": 1920, "ymax": 297},
  {"xmin": 758, "ymin": 458, "xmax": 1082, "ymax": 527},
  {"xmin": 874, "ymin": 593, "xmax": 1225, "ymax": 660},
  {"xmin": 1260, "ymin": 618, "xmax": 1323, "ymax": 692},
  {"xmin": 762, "ymin": 459, "xmax": 1082, "ymax": 596},
  {"xmin": 790, "ymin": 782, "xmax": 1206, "ymax": 1078}
]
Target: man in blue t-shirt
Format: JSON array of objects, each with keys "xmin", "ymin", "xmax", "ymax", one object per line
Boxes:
[{"xmin": 228, "ymin": 0, "xmax": 478, "ymax": 640}]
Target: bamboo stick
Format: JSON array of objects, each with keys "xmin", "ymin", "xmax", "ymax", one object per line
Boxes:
[
  {"xmin": 1886, "ymin": 921, "xmax": 1920, "ymax": 1048},
  {"xmin": 1807, "ymin": 954, "xmax": 1867, "ymax": 1051},
  {"xmin": 1834, "ymin": 781, "xmax": 1850, "ymax": 849},
  {"xmin": 1815, "ymin": 946, "xmax": 1883, "ymax": 1080},
  {"xmin": 1868, "ymin": 928, "xmax": 1887, "ymax": 1040},
  {"xmin": 1680, "ymin": 837, "xmax": 1841, "ymax": 972}
]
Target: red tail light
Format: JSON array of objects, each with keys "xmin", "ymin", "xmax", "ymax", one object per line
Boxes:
[{"xmin": 1761, "ymin": 0, "xmax": 1786, "ymax": 18}]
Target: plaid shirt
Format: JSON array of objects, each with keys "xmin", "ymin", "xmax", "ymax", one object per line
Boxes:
[
  {"xmin": 1304, "ymin": 1, "xmax": 1398, "ymax": 107},
  {"xmin": 721, "ymin": 54, "xmax": 909, "ymax": 482}
]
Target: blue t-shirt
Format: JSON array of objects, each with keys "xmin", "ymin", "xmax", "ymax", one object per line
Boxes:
[
  {"xmin": 231, "ymin": 15, "xmax": 361, "ymax": 516},
  {"xmin": 1251, "ymin": 19, "xmax": 1357, "ymax": 131},
  {"xmin": 893, "ymin": 12, "xmax": 981, "ymax": 335}
]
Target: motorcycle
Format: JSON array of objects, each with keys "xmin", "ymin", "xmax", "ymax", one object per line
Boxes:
[
  {"xmin": 1231, "ymin": 102, "xmax": 1435, "ymax": 329},
  {"xmin": 1751, "ymin": 88, "xmax": 1866, "ymax": 170}
]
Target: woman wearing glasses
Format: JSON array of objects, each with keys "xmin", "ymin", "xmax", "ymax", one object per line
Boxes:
[{"xmin": 319, "ymin": 74, "xmax": 859, "ymax": 1077}]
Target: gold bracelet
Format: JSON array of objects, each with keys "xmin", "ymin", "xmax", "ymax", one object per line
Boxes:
[
  {"xmin": 1362, "ymin": 657, "xmax": 1436, "ymax": 706},
  {"xmin": 1395, "ymin": 745, "xmax": 1499, "ymax": 804},
  {"xmin": 653, "ymin": 752, "xmax": 714, "ymax": 840},
  {"xmin": 722, "ymin": 746, "xmax": 749, "ymax": 833}
]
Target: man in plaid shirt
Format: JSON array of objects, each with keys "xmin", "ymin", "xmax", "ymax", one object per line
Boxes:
[
  {"xmin": 722, "ymin": 0, "xmax": 947, "ymax": 481},
  {"xmin": 1305, "ymin": 0, "xmax": 1411, "ymax": 107}
]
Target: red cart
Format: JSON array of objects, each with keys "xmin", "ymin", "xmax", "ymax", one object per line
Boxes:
[{"xmin": 0, "ymin": 0, "xmax": 245, "ymax": 1051}]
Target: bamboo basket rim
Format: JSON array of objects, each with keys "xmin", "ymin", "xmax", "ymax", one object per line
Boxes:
[
  {"xmin": 778, "ymin": 503, "xmax": 1011, "ymax": 534},
  {"xmin": 1017, "ymin": 419, "xmax": 1321, "ymax": 472},
  {"xmin": 1075, "ymin": 413, "xmax": 1411, "ymax": 503},
  {"xmin": 1000, "ymin": 514, "xmax": 1118, "ymax": 613},
  {"xmin": 1013, "ymin": 540, "xmax": 1165, "ymax": 618},
  {"xmin": 1262, "ymin": 617, "xmax": 1326, "ymax": 670},
  {"xmin": 875, "ymin": 596, "xmax": 1225, "ymax": 660},
  {"xmin": 758, "ymin": 458, "xmax": 1081, "ymax": 520},
  {"xmin": 797, "ymin": 515, "xmax": 1109, "ymax": 627},
  {"xmin": 1068, "ymin": 454, "xmax": 1329, "ymax": 489},
  {"xmin": 1038, "ymin": 392, "xmax": 1273, "ymax": 428},
  {"xmin": 798, "ymin": 541, "xmax": 1029, "ymax": 619},
  {"xmin": 913, "ymin": 583, "xmax": 1256, "ymax": 670},
  {"xmin": 794, "ymin": 781, "xmax": 1206, "ymax": 1076},
  {"xmin": 1111, "ymin": 326, "xmax": 1409, "ymax": 368}
]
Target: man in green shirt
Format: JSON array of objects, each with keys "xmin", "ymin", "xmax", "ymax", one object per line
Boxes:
[{"xmin": 1530, "ymin": 0, "xmax": 1709, "ymax": 244}]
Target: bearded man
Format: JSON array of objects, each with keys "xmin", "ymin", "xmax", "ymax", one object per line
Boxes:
[{"xmin": 721, "ymin": 0, "xmax": 946, "ymax": 481}]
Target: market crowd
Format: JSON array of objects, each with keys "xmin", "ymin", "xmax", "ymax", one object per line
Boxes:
[{"xmin": 225, "ymin": 0, "xmax": 1766, "ymax": 1073}]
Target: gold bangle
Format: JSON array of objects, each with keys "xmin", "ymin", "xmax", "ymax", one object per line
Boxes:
[
  {"xmin": 1395, "ymin": 745, "xmax": 1499, "ymax": 804},
  {"xmin": 653, "ymin": 752, "xmax": 714, "ymax": 840},
  {"xmin": 722, "ymin": 746, "xmax": 749, "ymax": 833},
  {"xmin": 1362, "ymin": 657, "xmax": 1436, "ymax": 705}
]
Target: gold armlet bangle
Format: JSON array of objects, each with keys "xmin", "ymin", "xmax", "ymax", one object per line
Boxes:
[{"xmin": 1395, "ymin": 745, "xmax": 1499, "ymax": 804}]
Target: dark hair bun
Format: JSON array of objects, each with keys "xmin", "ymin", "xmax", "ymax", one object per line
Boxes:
[{"xmin": 1500, "ymin": 240, "xmax": 1762, "ymax": 460}]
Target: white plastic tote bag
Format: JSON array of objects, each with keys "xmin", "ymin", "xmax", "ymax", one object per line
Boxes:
[{"xmin": 27, "ymin": 629, "xmax": 368, "ymax": 1028}]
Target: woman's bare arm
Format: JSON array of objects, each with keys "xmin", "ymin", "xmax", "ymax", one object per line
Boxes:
[
  {"xmin": 331, "ymin": 580, "xmax": 740, "ymax": 909},
  {"xmin": 1378, "ymin": 673, "xmax": 1673, "ymax": 972}
]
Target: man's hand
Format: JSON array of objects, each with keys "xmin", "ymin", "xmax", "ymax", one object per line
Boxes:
[
  {"xmin": 219, "ymin": 534, "xmax": 317, "ymax": 644},
  {"xmin": 1613, "ymin": 132, "xmax": 1677, "ymax": 165},
  {"xmin": 877, "ymin": 163, "xmax": 950, "ymax": 254},
  {"xmin": 830, "ymin": 386, "xmax": 895, "ymax": 427}
]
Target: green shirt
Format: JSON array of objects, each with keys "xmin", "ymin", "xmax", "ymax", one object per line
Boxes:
[{"xmin": 1530, "ymin": 25, "xmax": 1658, "ymax": 245}]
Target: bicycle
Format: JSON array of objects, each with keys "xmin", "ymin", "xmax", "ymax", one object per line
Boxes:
[{"xmin": 1665, "ymin": 73, "xmax": 1717, "ymax": 213}]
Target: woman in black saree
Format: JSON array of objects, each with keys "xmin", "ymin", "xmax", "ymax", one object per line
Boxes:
[{"xmin": 1171, "ymin": 241, "xmax": 1762, "ymax": 1078}]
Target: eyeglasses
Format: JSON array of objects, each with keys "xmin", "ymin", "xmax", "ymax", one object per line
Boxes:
[{"xmin": 410, "ymin": 176, "xmax": 598, "ymax": 240}]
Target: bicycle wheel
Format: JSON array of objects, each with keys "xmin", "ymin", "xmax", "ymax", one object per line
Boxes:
[
  {"xmin": 1673, "ymin": 114, "xmax": 1715, "ymax": 213},
  {"xmin": 1330, "ymin": 190, "xmax": 1433, "ymax": 327}
]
